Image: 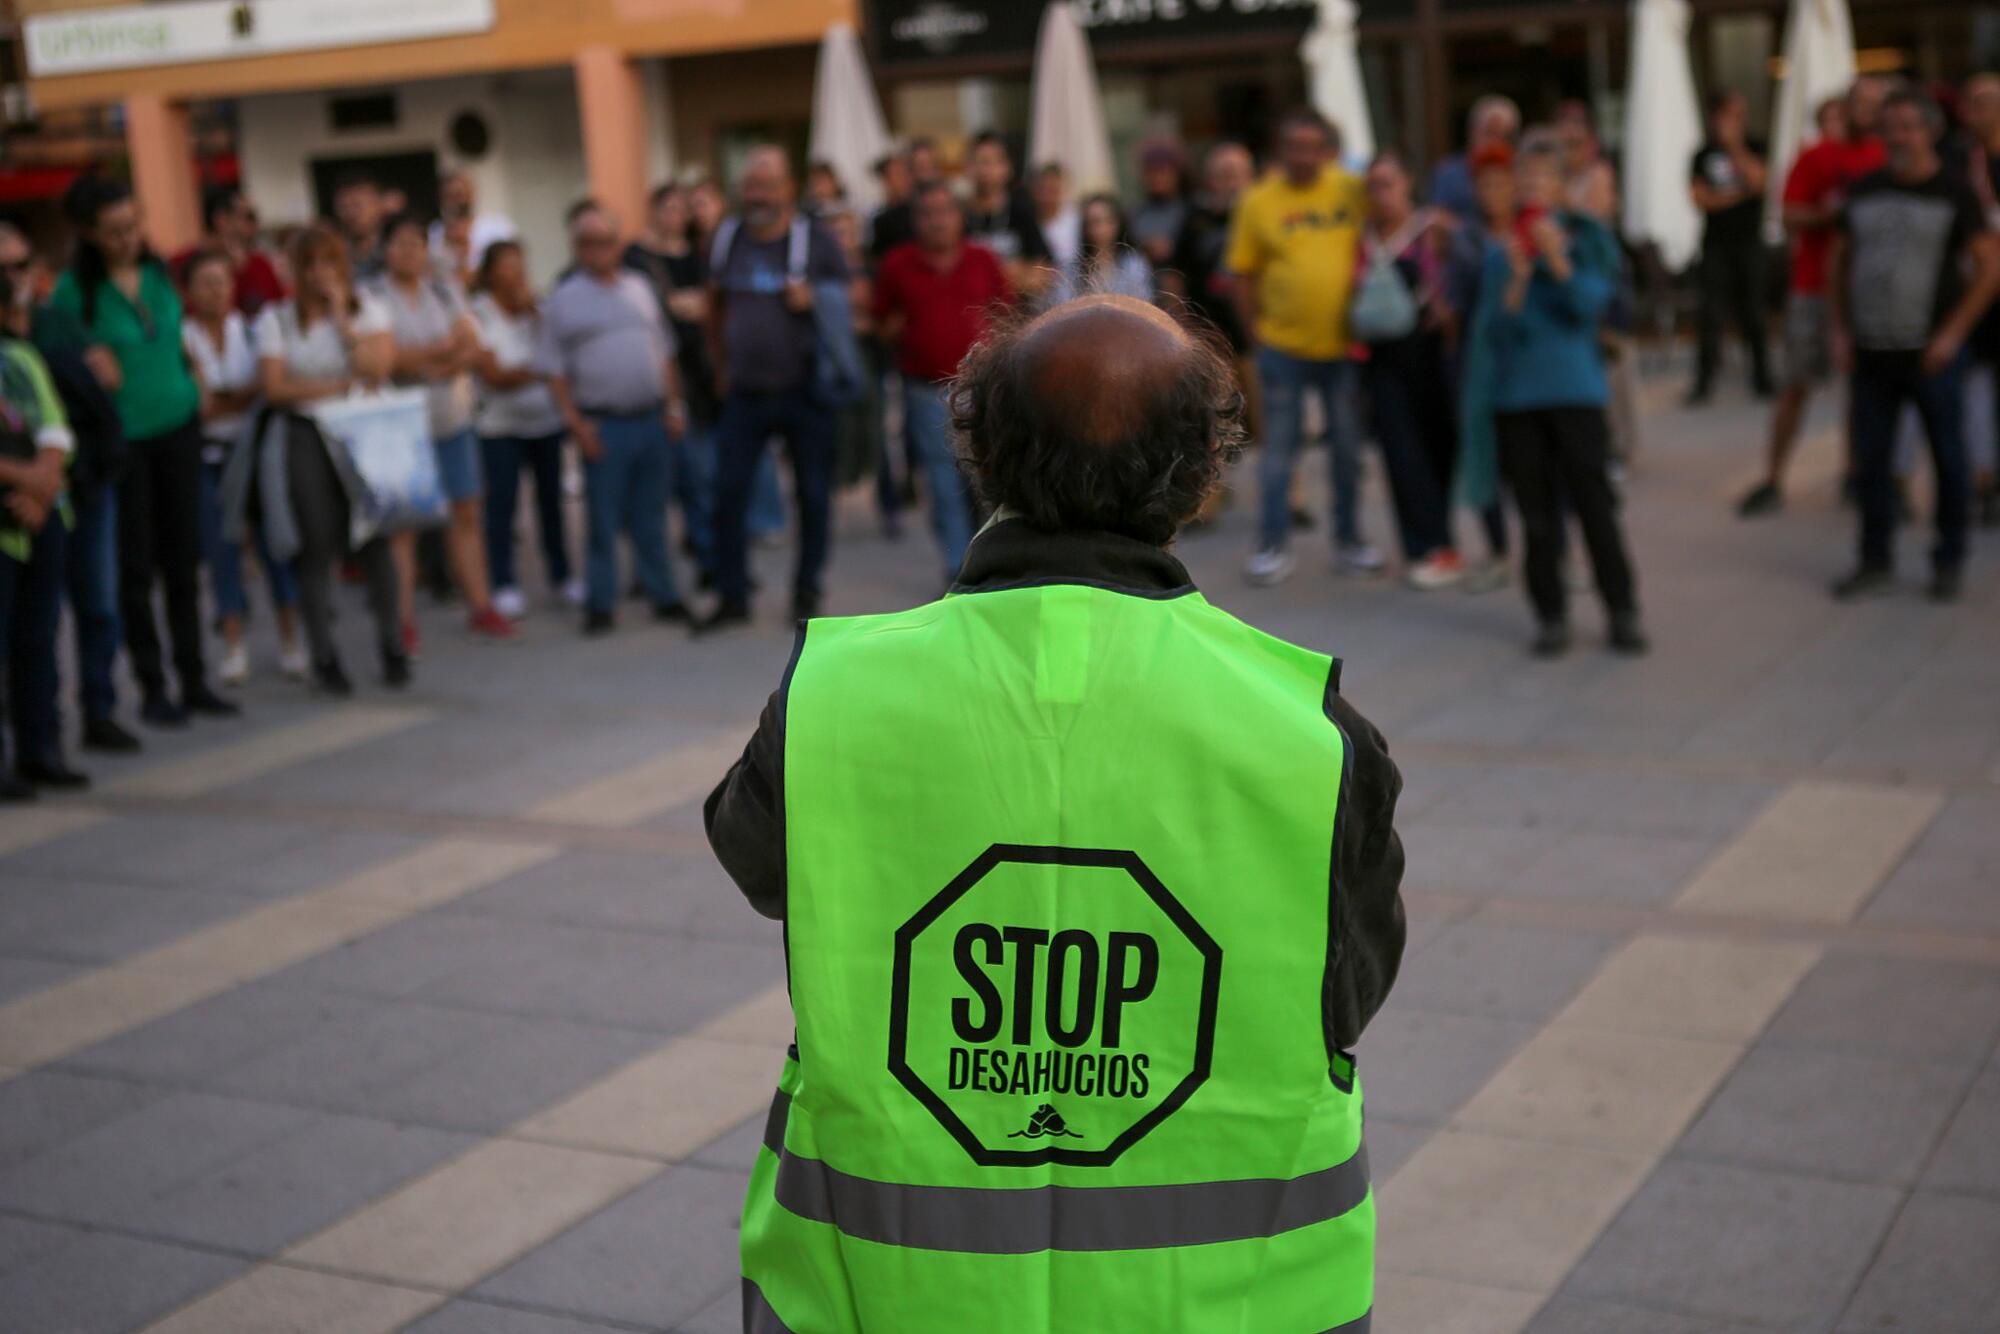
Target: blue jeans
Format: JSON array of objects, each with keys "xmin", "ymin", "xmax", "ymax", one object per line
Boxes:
[
  {"xmin": 1, "ymin": 515, "xmax": 69, "ymax": 769},
  {"xmin": 748, "ymin": 450, "xmax": 786, "ymax": 539},
  {"xmin": 1852, "ymin": 351, "xmax": 1968, "ymax": 572},
  {"xmin": 583, "ymin": 413, "xmax": 679, "ymax": 615},
  {"xmin": 201, "ymin": 458, "xmax": 295, "ymax": 621},
  {"xmin": 66, "ymin": 479, "xmax": 122, "ymax": 723},
  {"xmin": 674, "ymin": 423, "xmax": 718, "ymax": 577},
  {"xmin": 714, "ymin": 389, "xmax": 836, "ymax": 607},
  {"xmin": 480, "ymin": 432, "xmax": 571, "ymax": 590},
  {"xmin": 1256, "ymin": 345, "xmax": 1363, "ymax": 551},
  {"xmin": 904, "ymin": 380, "xmax": 973, "ymax": 579}
]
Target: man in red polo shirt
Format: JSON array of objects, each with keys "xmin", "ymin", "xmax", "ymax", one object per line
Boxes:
[
  {"xmin": 1740, "ymin": 77, "xmax": 1887, "ymax": 516},
  {"xmin": 874, "ymin": 180, "xmax": 1014, "ymax": 584}
]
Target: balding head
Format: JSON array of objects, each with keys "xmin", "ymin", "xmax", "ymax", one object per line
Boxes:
[
  {"xmin": 950, "ymin": 295, "xmax": 1243, "ymax": 545},
  {"xmin": 739, "ymin": 146, "xmax": 796, "ymax": 233}
]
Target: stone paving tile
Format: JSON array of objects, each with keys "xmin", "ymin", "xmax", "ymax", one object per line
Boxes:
[
  {"xmin": 445, "ymin": 849, "xmax": 770, "ymax": 944},
  {"xmin": 0, "ymin": 1068, "xmax": 168, "ymax": 1173},
  {"xmin": 1362, "ymin": 1116, "xmax": 1432, "ymax": 1184},
  {"xmin": 54, "ymin": 978, "xmax": 379, "ymax": 1086},
  {"xmin": 1910, "ymin": 790, "xmax": 2000, "ymax": 858},
  {"xmin": 1675, "ymin": 1044, "xmax": 1976, "ymax": 1186},
  {"xmin": 130, "ymin": 1113, "xmax": 477, "ymax": 1254},
  {"xmin": 0, "ymin": 1229, "xmax": 248, "ymax": 1333},
  {"xmin": 675, "ymin": 1285, "xmax": 743, "ymax": 1334},
  {"xmin": 1562, "ymin": 1159, "xmax": 1902, "ymax": 1329},
  {"xmin": 1837, "ymin": 1192, "xmax": 2000, "ymax": 1333},
  {"xmin": 1859, "ymin": 850, "xmax": 2000, "ymax": 933},
  {"xmin": 0, "ymin": 954, "xmax": 85, "ymax": 1005},
  {"xmin": 0, "ymin": 811, "xmax": 321, "ymax": 892},
  {"xmin": 358, "ymin": 1014, "xmax": 670, "ymax": 1136},
  {"xmin": 1354, "ymin": 1009, "xmax": 1540, "ymax": 1125},
  {"xmin": 0, "ymin": 873, "xmax": 268, "ymax": 967},
  {"xmin": 1389, "ymin": 920, "xmax": 1617, "ymax": 1023},
  {"xmin": 1525, "ymin": 1296, "xmax": 1771, "ymax": 1333},
  {"xmin": 1760, "ymin": 954, "xmax": 2000, "ymax": 1066},
  {"xmin": 409, "ymin": 1300, "xmax": 637, "ymax": 1333},
  {"xmin": 685, "ymin": 1111, "xmax": 767, "ymax": 1174},
  {"xmin": 0, "ymin": 1213, "xmax": 90, "ymax": 1274},
  {"xmin": 1397, "ymin": 823, "xmax": 1549, "ymax": 894},
  {"xmin": 0, "ymin": 1090, "xmax": 318, "ymax": 1229},
  {"xmin": 472, "ymin": 1164, "xmax": 752, "ymax": 1329},
  {"xmin": 270, "ymin": 912, "xmax": 544, "ymax": 1000},
  {"xmin": 1921, "ymin": 1066, "xmax": 2000, "ymax": 1198},
  {"xmin": 1506, "ymin": 831, "xmax": 1718, "ymax": 906}
]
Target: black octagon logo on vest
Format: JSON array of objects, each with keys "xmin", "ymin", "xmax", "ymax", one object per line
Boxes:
[{"xmin": 888, "ymin": 844, "xmax": 1223, "ymax": 1168}]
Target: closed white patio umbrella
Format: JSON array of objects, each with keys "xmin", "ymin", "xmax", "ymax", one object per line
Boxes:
[
  {"xmin": 1621, "ymin": 0, "xmax": 1705, "ymax": 272},
  {"xmin": 1764, "ymin": 0, "xmax": 1857, "ymax": 240},
  {"xmin": 809, "ymin": 21, "xmax": 895, "ymax": 215},
  {"xmin": 1302, "ymin": 0, "xmax": 1374, "ymax": 166},
  {"xmin": 1028, "ymin": 2, "xmax": 1115, "ymax": 197}
]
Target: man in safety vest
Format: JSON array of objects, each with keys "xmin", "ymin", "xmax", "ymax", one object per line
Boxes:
[{"xmin": 705, "ymin": 293, "xmax": 1408, "ymax": 1333}]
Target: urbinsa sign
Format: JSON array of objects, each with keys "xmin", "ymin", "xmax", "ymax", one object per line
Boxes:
[{"xmin": 890, "ymin": 844, "xmax": 1222, "ymax": 1167}]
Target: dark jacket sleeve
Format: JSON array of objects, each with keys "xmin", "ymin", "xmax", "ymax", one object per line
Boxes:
[
  {"xmin": 1326, "ymin": 691, "xmax": 1407, "ymax": 1050},
  {"xmin": 704, "ymin": 688, "xmax": 787, "ymax": 921}
]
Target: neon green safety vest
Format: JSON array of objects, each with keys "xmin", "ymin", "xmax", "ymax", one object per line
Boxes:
[{"xmin": 742, "ymin": 577, "xmax": 1373, "ymax": 1333}]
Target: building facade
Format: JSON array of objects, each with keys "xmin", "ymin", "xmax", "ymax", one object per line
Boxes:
[{"xmin": 14, "ymin": 0, "xmax": 852, "ymax": 277}]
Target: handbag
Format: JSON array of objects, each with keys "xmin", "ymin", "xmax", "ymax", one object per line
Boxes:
[
  {"xmin": 1348, "ymin": 213, "xmax": 1435, "ymax": 344},
  {"xmin": 307, "ymin": 387, "xmax": 445, "ymax": 546}
]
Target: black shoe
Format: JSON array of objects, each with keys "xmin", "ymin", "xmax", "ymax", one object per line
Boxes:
[
  {"xmin": 1531, "ymin": 621, "xmax": 1571, "ymax": 658},
  {"xmin": 19, "ymin": 759, "xmax": 89, "ymax": 790},
  {"xmin": 381, "ymin": 649, "xmax": 412, "ymax": 688},
  {"xmin": 696, "ymin": 568, "xmax": 718, "ymax": 593},
  {"xmin": 1608, "ymin": 611, "xmax": 1650, "ymax": 656},
  {"xmin": 1752, "ymin": 379, "xmax": 1775, "ymax": 400},
  {"xmin": 1289, "ymin": 506, "xmax": 1316, "ymax": 532},
  {"xmin": 583, "ymin": 609, "xmax": 616, "ymax": 637},
  {"xmin": 182, "ymin": 685, "xmax": 241, "ymax": 718},
  {"xmin": 1928, "ymin": 566, "xmax": 1963, "ymax": 604},
  {"xmin": 0, "ymin": 773, "xmax": 37, "ymax": 803},
  {"xmin": 313, "ymin": 657, "xmax": 354, "ymax": 697},
  {"xmin": 1832, "ymin": 566, "xmax": 1895, "ymax": 602},
  {"xmin": 81, "ymin": 716, "xmax": 141, "ymax": 754},
  {"xmin": 140, "ymin": 691, "xmax": 189, "ymax": 729},
  {"xmin": 1736, "ymin": 482, "xmax": 1782, "ymax": 518},
  {"xmin": 792, "ymin": 589, "xmax": 822, "ymax": 621},
  {"xmin": 652, "ymin": 601, "xmax": 691, "ymax": 626},
  {"xmin": 692, "ymin": 603, "xmax": 752, "ymax": 636}
]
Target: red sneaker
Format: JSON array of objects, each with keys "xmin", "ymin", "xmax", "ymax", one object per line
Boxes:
[{"xmin": 468, "ymin": 606, "xmax": 517, "ymax": 640}]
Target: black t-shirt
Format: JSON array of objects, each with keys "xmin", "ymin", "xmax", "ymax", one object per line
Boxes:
[
  {"xmin": 1690, "ymin": 139, "xmax": 1767, "ymax": 249},
  {"xmin": 869, "ymin": 201, "xmax": 915, "ymax": 264},
  {"xmin": 965, "ymin": 190, "xmax": 1051, "ymax": 265},
  {"xmin": 1975, "ymin": 154, "xmax": 2000, "ymax": 364},
  {"xmin": 1838, "ymin": 167, "xmax": 1986, "ymax": 355},
  {"xmin": 1164, "ymin": 201, "xmax": 1247, "ymax": 352},
  {"xmin": 624, "ymin": 241, "xmax": 720, "ymax": 423}
]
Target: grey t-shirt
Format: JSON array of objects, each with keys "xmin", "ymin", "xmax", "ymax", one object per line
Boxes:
[
  {"xmin": 372, "ymin": 275, "xmax": 475, "ymax": 438},
  {"xmin": 711, "ymin": 216, "xmax": 848, "ymax": 395},
  {"xmin": 533, "ymin": 269, "xmax": 675, "ymax": 414}
]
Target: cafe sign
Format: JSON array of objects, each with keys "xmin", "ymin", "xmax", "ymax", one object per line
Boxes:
[
  {"xmin": 26, "ymin": 0, "xmax": 498, "ymax": 79},
  {"xmin": 872, "ymin": 0, "xmax": 1317, "ymax": 68}
]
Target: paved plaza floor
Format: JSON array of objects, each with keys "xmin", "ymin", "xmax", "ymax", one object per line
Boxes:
[{"xmin": 0, "ymin": 381, "xmax": 1996, "ymax": 1332}]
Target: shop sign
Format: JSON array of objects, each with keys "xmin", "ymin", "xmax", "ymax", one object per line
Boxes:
[
  {"xmin": 872, "ymin": 0, "xmax": 1316, "ymax": 68},
  {"xmin": 26, "ymin": 0, "xmax": 498, "ymax": 79}
]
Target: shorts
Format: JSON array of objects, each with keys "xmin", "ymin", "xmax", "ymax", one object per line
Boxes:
[
  {"xmin": 434, "ymin": 426, "xmax": 484, "ymax": 502},
  {"xmin": 1783, "ymin": 293, "xmax": 1832, "ymax": 387}
]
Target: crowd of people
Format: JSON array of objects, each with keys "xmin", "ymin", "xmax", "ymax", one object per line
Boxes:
[{"xmin": 0, "ymin": 71, "xmax": 1996, "ymax": 798}]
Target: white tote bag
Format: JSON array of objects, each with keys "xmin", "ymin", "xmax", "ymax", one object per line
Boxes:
[{"xmin": 307, "ymin": 387, "xmax": 445, "ymax": 547}]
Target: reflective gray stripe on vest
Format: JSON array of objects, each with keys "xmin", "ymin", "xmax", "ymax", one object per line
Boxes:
[
  {"xmin": 744, "ymin": 1278, "xmax": 795, "ymax": 1333},
  {"xmin": 761, "ymin": 1090, "xmax": 1370, "ymax": 1255}
]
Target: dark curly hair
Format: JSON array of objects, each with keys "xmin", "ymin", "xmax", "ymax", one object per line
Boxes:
[{"xmin": 948, "ymin": 305, "xmax": 1245, "ymax": 545}]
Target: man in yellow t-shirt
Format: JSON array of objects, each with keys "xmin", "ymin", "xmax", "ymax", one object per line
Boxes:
[{"xmin": 1227, "ymin": 108, "xmax": 1380, "ymax": 585}]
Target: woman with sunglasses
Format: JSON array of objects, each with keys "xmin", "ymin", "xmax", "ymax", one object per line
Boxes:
[{"xmin": 53, "ymin": 175, "xmax": 237, "ymax": 727}]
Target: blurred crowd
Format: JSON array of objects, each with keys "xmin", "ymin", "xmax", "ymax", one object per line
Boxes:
[{"xmin": 0, "ymin": 69, "xmax": 1995, "ymax": 797}]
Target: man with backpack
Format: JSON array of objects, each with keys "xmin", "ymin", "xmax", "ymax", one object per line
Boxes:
[{"xmin": 700, "ymin": 146, "xmax": 856, "ymax": 631}]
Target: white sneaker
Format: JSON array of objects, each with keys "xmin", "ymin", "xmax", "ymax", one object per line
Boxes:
[
  {"xmin": 560, "ymin": 578, "xmax": 587, "ymax": 607},
  {"xmin": 1405, "ymin": 550, "xmax": 1465, "ymax": 591},
  {"xmin": 277, "ymin": 640, "xmax": 309, "ymax": 680},
  {"xmin": 218, "ymin": 642, "xmax": 250, "ymax": 686},
  {"xmin": 492, "ymin": 585, "xmax": 528, "ymax": 620},
  {"xmin": 1245, "ymin": 547, "xmax": 1296, "ymax": 586},
  {"xmin": 1337, "ymin": 542, "xmax": 1386, "ymax": 576}
]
